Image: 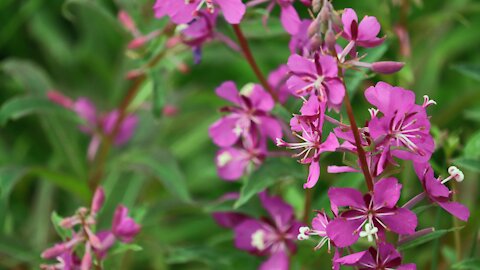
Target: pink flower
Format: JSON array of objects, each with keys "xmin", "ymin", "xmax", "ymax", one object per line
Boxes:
[
  {"xmin": 277, "ymin": 96, "xmax": 339, "ymax": 188},
  {"xmin": 213, "ymin": 192, "xmax": 303, "ymax": 270},
  {"xmin": 248, "ymin": 0, "xmax": 302, "ymax": 34},
  {"xmin": 209, "ymin": 82, "xmax": 282, "ymax": 147},
  {"xmin": 414, "ymin": 163, "xmax": 469, "ymax": 221},
  {"xmin": 286, "ymin": 53, "xmax": 345, "ymax": 110},
  {"xmin": 215, "ymin": 144, "xmax": 265, "ymax": 181},
  {"xmin": 336, "ymin": 243, "xmax": 416, "ymax": 270},
  {"xmin": 288, "ymin": 19, "xmax": 313, "ymax": 56},
  {"xmin": 326, "ymin": 178, "xmax": 417, "ymax": 247},
  {"xmin": 153, "ymin": 0, "xmax": 246, "ymax": 25},
  {"xmin": 341, "ymin": 8, "xmax": 384, "ymax": 48},
  {"xmin": 365, "ymin": 82, "xmax": 434, "ymax": 163},
  {"xmin": 112, "ymin": 205, "xmax": 141, "ymax": 243}
]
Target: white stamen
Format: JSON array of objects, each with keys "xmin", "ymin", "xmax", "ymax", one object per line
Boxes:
[
  {"xmin": 442, "ymin": 166, "xmax": 464, "ymax": 184},
  {"xmin": 297, "ymin": 226, "xmax": 311, "ymax": 240},
  {"xmin": 240, "ymin": 83, "xmax": 255, "ymax": 96},
  {"xmin": 368, "ymin": 108, "xmax": 379, "ymax": 118},
  {"xmin": 423, "ymin": 95, "xmax": 437, "ymax": 108},
  {"xmin": 233, "ymin": 124, "xmax": 243, "ymax": 136},
  {"xmin": 251, "ymin": 230, "xmax": 266, "ymax": 251}
]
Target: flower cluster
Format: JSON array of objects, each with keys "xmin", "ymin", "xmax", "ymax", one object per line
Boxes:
[
  {"xmin": 208, "ymin": 82, "xmax": 283, "ymax": 180},
  {"xmin": 47, "ymin": 91, "xmax": 137, "ymax": 160},
  {"xmin": 40, "ymin": 187, "xmax": 141, "ymax": 270}
]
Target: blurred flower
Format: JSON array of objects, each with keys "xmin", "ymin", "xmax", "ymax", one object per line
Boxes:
[
  {"xmin": 340, "ymin": 8, "xmax": 385, "ymax": 48},
  {"xmin": 153, "ymin": 0, "xmax": 246, "ymax": 25},
  {"xmin": 326, "ymin": 178, "xmax": 417, "ymax": 247},
  {"xmin": 247, "ymin": 0, "xmax": 303, "ymax": 35},
  {"xmin": 213, "ymin": 192, "xmax": 303, "ymax": 270},
  {"xmin": 267, "ymin": 64, "xmax": 291, "ymax": 104},
  {"xmin": 112, "ymin": 205, "xmax": 142, "ymax": 243}
]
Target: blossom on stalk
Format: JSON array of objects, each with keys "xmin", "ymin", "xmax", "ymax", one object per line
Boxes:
[
  {"xmin": 267, "ymin": 64, "xmax": 292, "ymax": 103},
  {"xmin": 340, "ymin": 8, "xmax": 384, "ymax": 48},
  {"xmin": 153, "ymin": 0, "xmax": 246, "ymax": 24},
  {"xmin": 413, "ymin": 163, "xmax": 469, "ymax": 221},
  {"xmin": 277, "ymin": 96, "xmax": 339, "ymax": 188},
  {"xmin": 326, "ymin": 178, "xmax": 417, "ymax": 247},
  {"xmin": 336, "ymin": 243, "xmax": 416, "ymax": 270},
  {"xmin": 40, "ymin": 187, "xmax": 141, "ymax": 269},
  {"xmin": 365, "ymin": 82, "xmax": 435, "ymax": 163},
  {"xmin": 286, "ymin": 53, "xmax": 345, "ymax": 110},
  {"xmin": 209, "ymin": 82, "xmax": 282, "ymax": 147},
  {"xmin": 47, "ymin": 91, "xmax": 137, "ymax": 160},
  {"xmin": 247, "ymin": 0, "xmax": 303, "ymax": 35},
  {"xmin": 215, "ymin": 140, "xmax": 266, "ymax": 180},
  {"xmin": 213, "ymin": 192, "xmax": 303, "ymax": 270}
]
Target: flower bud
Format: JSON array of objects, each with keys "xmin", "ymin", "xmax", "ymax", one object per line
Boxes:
[
  {"xmin": 325, "ymin": 28, "xmax": 336, "ymax": 53},
  {"xmin": 41, "ymin": 243, "xmax": 67, "ymax": 259},
  {"xmin": 91, "ymin": 187, "xmax": 105, "ymax": 215},
  {"xmin": 128, "ymin": 36, "xmax": 149, "ymax": 49},
  {"xmin": 371, "ymin": 61, "xmax": 404, "ymax": 74},
  {"xmin": 312, "ymin": 0, "xmax": 322, "ymax": 12},
  {"xmin": 118, "ymin": 10, "xmax": 138, "ymax": 35},
  {"xmin": 307, "ymin": 19, "xmax": 320, "ymax": 38},
  {"xmin": 47, "ymin": 90, "xmax": 74, "ymax": 109}
]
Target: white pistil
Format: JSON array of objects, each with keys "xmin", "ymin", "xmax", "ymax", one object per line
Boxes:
[
  {"xmin": 297, "ymin": 226, "xmax": 310, "ymax": 240},
  {"xmin": 251, "ymin": 230, "xmax": 266, "ymax": 251},
  {"xmin": 422, "ymin": 95, "xmax": 437, "ymax": 108},
  {"xmin": 217, "ymin": 152, "xmax": 232, "ymax": 167},
  {"xmin": 441, "ymin": 166, "xmax": 464, "ymax": 184},
  {"xmin": 359, "ymin": 223, "xmax": 378, "ymax": 242}
]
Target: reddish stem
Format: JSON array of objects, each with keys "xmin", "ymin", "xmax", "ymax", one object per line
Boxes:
[{"xmin": 232, "ymin": 24, "xmax": 278, "ymax": 101}]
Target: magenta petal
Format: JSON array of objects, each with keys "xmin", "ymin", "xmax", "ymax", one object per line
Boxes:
[
  {"xmin": 319, "ymin": 55, "xmax": 338, "ymax": 77},
  {"xmin": 234, "ymin": 219, "xmax": 264, "ymax": 252},
  {"xmin": 325, "ymin": 78, "xmax": 346, "ymax": 106},
  {"xmin": 112, "ymin": 205, "xmax": 141, "ymax": 243},
  {"xmin": 319, "ymin": 133, "xmax": 339, "ymax": 153},
  {"xmin": 373, "ymin": 177, "xmax": 401, "ymax": 209},
  {"xmin": 116, "ymin": 114, "xmax": 137, "ymax": 145},
  {"xmin": 379, "ymin": 208, "xmax": 417, "ymax": 235},
  {"xmin": 438, "ymin": 201, "xmax": 470, "ymax": 222},
  {"xmin": 326, "ymin": 218, "xmax": 362, "ymax": 247},
  {"xmin": 259, "ymin": 116, "xmax": 283, "ymax": 141},
  {"xmin": 215, "ymin": 0, "xmax": 246, "ymax": 24},
  {"xmin": 280, "ymin": 5, "xmax": 301, "ymax": 35},
  {"xmin": 364, "ymin": 82, "xmax": 415, "ymax": 114},
  {"xmin": 209, "ymin": 116, "xmax": 240, "ymax": 147},
  {"xmin": 215, "ymin": 148, "xmax": 249, "ymax": 180},
  {"xmin": 259, "ymin": 192, "xmax": 293, "ymax": 229},
  {"xmin": 341, "ymin": 8, "xmax": 358, "ymax": 39},
  {"xmin": 74, "ymin": 98, "xmax": 97, "ymax": 129},
  {"xmin": 304, "ymin": 161, "xmax": 320, "ymax": 189},
  {"xmin": 246, "ymin": 84, "xmax": 275, "ymax": 111},
  {"xmin": 215, "ymin": 81, "xmax": 241, "ymax": 104},
  {"xmin": 287, "ymin": 54, "xmax": 315, "ymax": 75},
  {"xmin": 212, "ymin": 212, "xmax": 250, "ymax": 228},
  {"xmin": 398, "ymin": 263, "xmax": 417, "ymax": 270},
  {"xmin": 327, "ymin": 166, "xmax": 358, "ymax": 173},
  {"xmin": 357, "ymin": 16, "xmax": 381, "ymax": 41},
  {"xmin": 335, "ymin": 250, "xmax": 368, "ymax": 265},
  {"xmin": 259, "ymin": 250, "xmax": 289, "ymax": 270},
  {"xmin": 328, "ymin": 187, "xmax": 365, "ymax": 210}
]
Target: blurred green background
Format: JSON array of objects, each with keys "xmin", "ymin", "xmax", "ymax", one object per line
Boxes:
[{"xmin": 0, "ymin": 0, "xmax": 479, "ymax": 269}]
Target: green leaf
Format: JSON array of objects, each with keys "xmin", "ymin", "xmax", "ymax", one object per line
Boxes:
[
  {"xmin": 234, "ymin": 158, "xmax": 303, "ymax": 208},
  {"xmin": 454, "ymin": 158, "xmax": 480, "ymax": 173},
  {"xmin": 1, "ymin": 59, "xmax": 51, "ymax": 95},
  {"xmin": 110, "ymin": 243, "xmax": 143, "ymax": 255},
  {"xmin": 0, "ymin": 166, "xmax": 26, "ymax": 229},
  {"xmin": 116, "ymin": 150, "xmax": 192, "ymax": 203},
  {"xmin": 0, "ymin": 96, "xmax": 81, "ymax": 126},
  {"xmin": 151, "ymin": 70, "xmax": 166, "ymax": 118},
  {"xmin": 464, "ymin": 131, "xmax": 480, "ymax": 159},
  {"xmin": 452, "ymin": 64, "xmax": 480, "ymax": 81},
  {"xmin": 398, "ymin": 227, "xmax": 463, "ymax": 251},
  {"xmin": 452, "ymin": 259, "xmax": 480, "ymax": 270},
  {"xmin": 28, "ymin": 167, "xmax": 90, "ymax": 201},
  {"xmin": 50, "ymin": 211, "xmax": 71, "ymax": 240},
  {"xmin": 166, "ymin": 246, "xmax": 231, "ymax": 269}
]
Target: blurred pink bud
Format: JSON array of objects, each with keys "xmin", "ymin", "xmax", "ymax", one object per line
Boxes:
[
  {"xmin": 118, "ymin": 10, "xmax": 138, "ymax": 35},
  {"xmin": 47, "ymin": 90, "xmax": 73, "ymax": 108},
  {"xmin": 325, "ymin": 29, "xmax": 336, "ymax": 53},
  {"xmin": 128, "ymin": 36, "xmax": 149, "ymax": 49},
  {"xmin": 85, "ymin": 227, "xmax": 103, "ymax": 250},
  {"xmin": 112, "ymin": 205, "xmax": 141, "ymax": 243},
  {"xmin": 163, "ymin": 105, "xmax": 178, "ymax": 117},
  {"xmin": 177, "ymin": 62, "xmax": 190, "ymax": 74},
  {"xmin": 307, "ymin": 19, "xmax": 320, "ymax": 38},
  {"xmin": 394, "ymin": 24, "xmax": 411, "ymax": 57},
  {"xmin": 41, "ymin": 243, "xmax": 67, "ymax": 259},
  {"xmin": 60, "ymin": 216, "xmax": 80, "ymax": 228},
  {"xmin": 371, "ymin": 61, "xmax": 404, "ymax": 74},
  {"xmin": 91, "ymin": 187, "xmax": 105, "ymax": 215}
]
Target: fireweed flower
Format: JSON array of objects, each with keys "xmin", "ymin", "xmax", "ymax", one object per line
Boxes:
[
  {"xmin": 215, "ymin": 142, "xmax": 266, "ymax": 180},
  {"xmin": 209, "ymin": 82, "xmax": 283, "ymax": 147},
  {"xmin": 340, "ymin": 8, "xmax": 385, "ymax": 49},
  {"xmin": 413, "ymin": 163, "xmax": 469, "ymax": 221},
  {"xmin": 336, "ymin": 243, "xmax": 416, "ymax": 270},
  {"xmin": 213, "ymin": 192, "xmax": 303, "ymax": 270},
  {"xmin": 277, "ymin": 96, "xmax": 339, "ymax": 188},
  {"xmin": 326, "ymin": 178, "xmax": 417, "ymax": 248},
  {"xmin": 47, "ymin": 91, "xmax": 138, "ymax": 160},
  {"xmin": 365, "ymin": 82, "xmax": 435, "ymax": 163},
  {"xmin": 286, "ymin": 53, "xmax": 345, "ymax": 110},
  {"xmin": 40, "ymin": 187, "xmax": 141, "ymax": 269},
  {"xmin": 179, "ymin": 11, "xmax": 218, "ymax": 64},
  {"xmin": 153, "ymin": 0, "xmax": 246, "ymax": 25},
  {"xmin": 288, "ymin": 19, "xmax": 313, "ymax": 56}
]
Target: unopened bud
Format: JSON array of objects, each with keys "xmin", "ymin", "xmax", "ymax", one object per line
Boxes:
[
  {"xmin": 128, "ymin": 36, "xmax": 149, "ymax": 49},
  {"xmin": 118, "ymin": 10, "xmax": 138, "ymax": 34},
  {"xmin": 310, "ymin": 34, "xmax": 323, "ymax": 51},
  {"xmin": 47, "ymin": 90, "xmax": 74, "ymax": 109},
  {"xmin": 307, "ymin": 19, "xmax": 320, "ymax": 38},
  {"xmin": 312, "ymin": 0, "xmax": 322, "ymax": 13},
  {"xmin": 91, "ymin": 187, "xmax": 105, "ymax": 215},
  {"xmin": 41, "ymin": 243, "xmax": 67, "ymax": 259},
  {"xmin": 325, "ymin": 29, "xmax": 336, "ymax": 53},
  {"xmin": 371, "ymin": 61, "xmax": 404, "ymax": 74}
]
